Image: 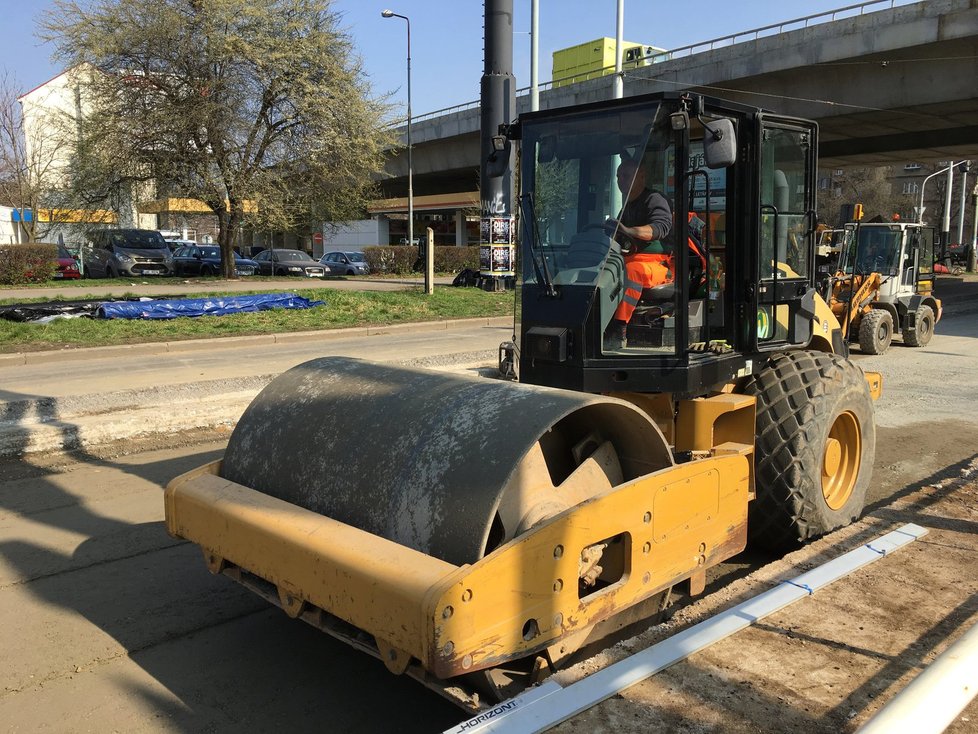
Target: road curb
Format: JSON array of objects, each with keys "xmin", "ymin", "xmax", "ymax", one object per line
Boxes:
[
  {"xmin": 0, "ymin": 348, "xmax": 502, "ymax": 459},
  {"xmin": 0, "ymin": 316, "xmax": 514, "ymax": 367}
]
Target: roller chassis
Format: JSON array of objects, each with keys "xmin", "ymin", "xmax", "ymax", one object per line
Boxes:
[
  {"xmin": 166, "ymin": 394, "xmax": 755, "ymax": 709},
  {"xmin": 164, "ymin": 91, "xmax": 881, "ymax": 714}
]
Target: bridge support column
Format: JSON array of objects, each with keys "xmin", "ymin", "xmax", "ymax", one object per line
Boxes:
[{"xmin": 455, "ymin": 210, "xmax": 466, "ymax": 246}]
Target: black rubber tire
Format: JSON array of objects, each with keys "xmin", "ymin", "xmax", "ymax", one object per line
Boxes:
[
  {"xmin": 858, "ymin": 309, "xmax": 892, "ymax": 354},
  {"xmin": 202, "ymin": 265, "xmax": 214, "ymax": 277},
  {"xmin": 904, "ymin": 305, "xmax": 934, "ymax": 348},
  {"xmin": 743, "ymin": 351, "xmax": 875, "ymax": 551}
]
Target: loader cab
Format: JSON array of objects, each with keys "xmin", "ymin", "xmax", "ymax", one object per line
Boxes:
[
  {"xmin": 513, "ymin": 92, "xmax": 821, "ymax": 395},
  {"xmin": 839, "ymin": 222, "xmax": 936, "ymax": 302}
]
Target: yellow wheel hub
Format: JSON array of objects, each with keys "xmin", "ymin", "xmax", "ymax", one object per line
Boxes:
[
  {"xmin": 823, "ymin": 438, "xmax": 842, "ymax": 477},
  {"xmin": 821, "ymin": 411, "xmax": 861, "ymax": 510}
]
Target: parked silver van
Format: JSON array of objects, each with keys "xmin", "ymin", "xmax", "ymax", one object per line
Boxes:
[{"xmin": 83, "ymin": 229, "xmax": 174, "ymax": 278}]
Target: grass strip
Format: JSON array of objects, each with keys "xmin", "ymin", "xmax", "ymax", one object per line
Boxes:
[{"xmin": 0, "ymin": 286, "xmax": 515, "ymax": 352}]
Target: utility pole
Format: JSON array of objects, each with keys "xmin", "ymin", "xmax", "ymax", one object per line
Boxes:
[
  {"xmin": 958, "ymin": 161, "xmax": 970, "ymax": 248},
  {"xmin": 611, "ymin": 0, "xmax": 625, "ymax": 217},
  {"xmin": 942, "ymin": 163, "xmax": 955, "ymax": 264},
  {"xmin": 613, "ymin": 0, "xmax": 624, "ymax": 100},
  {"xmin": 479, "ymin": 0, "xmax": 516, "ymax": 290},
  {"xmin": 530, "ymin": 0, "xmax": 539, "ymax": 112}
]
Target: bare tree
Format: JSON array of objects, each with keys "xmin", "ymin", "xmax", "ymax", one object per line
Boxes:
[
  {"xmin": 42, "ymin": 0, "xmax": 392, "ymax": 277},
  {"xmin": 0, "ymin": 70, "xmax": 73, "ymax": 243},
  {"xmin": 819, "ymin": 166, "xmax": 908, "ymax": 225}
]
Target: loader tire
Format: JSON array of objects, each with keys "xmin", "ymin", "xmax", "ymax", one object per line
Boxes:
[
  {"xmin": 904, "ymin": 305, "xmax": 934, "ymax": 347},
  {"xmin": 858, "ymin": 309, "xmax": 892, "ymax": 354},
  {"xmin": 744, "ymin": 351, "xmax": 875, "ymax": 552}
]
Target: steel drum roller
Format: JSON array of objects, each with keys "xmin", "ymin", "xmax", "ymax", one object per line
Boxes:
[{"xmin": 222, "ymin": 357, "xmax": 673, "ymax": 566}]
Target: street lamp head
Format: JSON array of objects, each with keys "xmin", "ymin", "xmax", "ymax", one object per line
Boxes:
[{"xmin": 381, "ymin": 9, "xmax": 394, "ymax": 17}]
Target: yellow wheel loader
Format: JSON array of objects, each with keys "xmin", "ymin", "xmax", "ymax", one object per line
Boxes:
[
  {"xmin": 165, "ymin": 92, "xmax": 881, "ymax": 710},
  {"xmin": 827, "ymin": 222, "xmax": 942, "ymax": 354}
]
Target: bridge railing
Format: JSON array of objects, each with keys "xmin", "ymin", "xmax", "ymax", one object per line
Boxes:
[
  {"xmin": 661, "ymin": 0, "xmax": 918, "ymax": 58},
  {"xmin": 397, "ymin": 0, "xmax": 921, "ymax": 127}
]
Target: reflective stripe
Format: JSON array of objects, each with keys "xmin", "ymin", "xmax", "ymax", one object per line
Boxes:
[{"xmin": 624, "ymin": 278, "xmax": 644, "ymax": 292}]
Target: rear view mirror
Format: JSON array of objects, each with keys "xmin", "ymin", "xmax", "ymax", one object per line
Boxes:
[{"xmin": 703, "ymin": 119, "xmax": 736, "ymax": 168}]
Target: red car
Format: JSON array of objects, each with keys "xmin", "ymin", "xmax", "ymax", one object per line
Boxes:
[{"xmin": 54, "ymin": 244, "xmax": 81, "ymax": 279}]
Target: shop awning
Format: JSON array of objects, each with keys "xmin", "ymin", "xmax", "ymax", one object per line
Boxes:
[{"xmin": 367, "ymin": 191, "xmax": 479, "ymax": 215}]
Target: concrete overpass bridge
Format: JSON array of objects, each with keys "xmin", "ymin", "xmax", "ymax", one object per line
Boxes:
[{"xmin": 375, "ymin": 0, "xmax": 978, "ymax": 238}]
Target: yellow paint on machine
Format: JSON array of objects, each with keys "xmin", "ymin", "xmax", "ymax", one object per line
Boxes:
[
  {"xmin": 164, "ymin": 460, "xmax": 454, "ymax": 664},
  {"xmin": 166, "ymin": 451, "xmax": 752, "ymax": 680}
]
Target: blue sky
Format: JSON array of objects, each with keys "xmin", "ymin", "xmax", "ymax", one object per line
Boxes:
[{"xmin": 5, "ymin": 1, "xmax": 882, "ymax": 112}]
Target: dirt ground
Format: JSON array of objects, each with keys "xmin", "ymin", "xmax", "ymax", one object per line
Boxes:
[{"xmin": 552, "ymin": 447, "xmax": 978, "ymax": 733}]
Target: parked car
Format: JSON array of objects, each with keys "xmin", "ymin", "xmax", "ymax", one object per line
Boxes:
[
  {"xmin": 83, "ymin": 229, "xmax": 174, "ymax": 278},
  {"xmin": 399, "ymin": 237, "xmax": 423, "ymax": 246},
  {"xmin": 165, "ymin": 238, "xmax": 197, "ymax": 253},
  {"xmin": 252, "ymin": 248, "xmax": 329, "ymax": 277},
  {"xmin": 53, "ymin": 244, "xmax": 81, "ymax": 280},
  {"xmin": 171, "ymin": 244, "xmax": 259, "ymax": 276},
  {"xmin": 319, "ymin": 250, "xmax": 369, "ymax": 275}
]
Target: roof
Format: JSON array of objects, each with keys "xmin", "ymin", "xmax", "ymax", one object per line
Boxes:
[{"xmin": 17, "ymin": 63, "xmax": 92, "ymax": 102}]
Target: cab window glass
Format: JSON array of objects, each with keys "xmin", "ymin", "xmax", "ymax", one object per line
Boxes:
[{"xmin": 759, "ymin": 127, "xmax": 811, "ymax": 279}]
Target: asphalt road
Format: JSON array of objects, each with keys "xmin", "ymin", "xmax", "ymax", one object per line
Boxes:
[{"xmin": 0, "ymin": 278, "xmax": 976, "ymax": 732}]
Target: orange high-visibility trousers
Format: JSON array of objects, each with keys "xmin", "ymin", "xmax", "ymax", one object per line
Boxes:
[{"xmin": 614, "ymin": 253, "xmax": 673, "ymax": 323}]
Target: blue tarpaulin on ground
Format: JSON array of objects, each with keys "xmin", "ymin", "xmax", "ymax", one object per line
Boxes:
[{"xmin": 96, "ymin": 292, "xmax": 325, "ymax": 320}]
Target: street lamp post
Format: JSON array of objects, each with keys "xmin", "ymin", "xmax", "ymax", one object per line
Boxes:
[
  {"xmin": 958, "ymin": 161, "xmax": 971, "ymax": 247},
  {"xmin": 918, "ymin": 161, "xmax": 967, "ymax": 224},
  {"xmin": 381, "ymin": 9, "xmax": 414, "ymax": 265},
  {"xmin": 942, "ymin": 163, "xmax": 955, "ymax": 263}
]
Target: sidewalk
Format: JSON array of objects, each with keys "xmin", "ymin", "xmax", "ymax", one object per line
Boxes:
[{"xmin": 0, "ymin": 317, "xmax": 511, "ymax": 458}]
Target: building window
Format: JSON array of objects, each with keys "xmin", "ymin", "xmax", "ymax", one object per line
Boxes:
[
  {"xmin": 904, "ymin": 163, "xmax": 921, "ymax": 170},
  {"xmin": 902, "ymin": 181, "xmax": 919, "ymax": 195},
  {"xmin": 818, "ymin": 177, "xmax": 831, "ymax": 190}
]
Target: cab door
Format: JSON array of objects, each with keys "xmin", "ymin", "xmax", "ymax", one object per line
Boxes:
[
  {"xmin": 912, "ymin": 226, "xmax": 936, "ymax": 295},
  {"xmin": 753, "ymin": 118, "xmax": 817, "ymax": 351}
]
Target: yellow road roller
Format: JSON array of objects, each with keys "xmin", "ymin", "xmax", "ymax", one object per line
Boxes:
[{"xmin": 166, "ymin": 92, "xmax": 881, "ymax": 709}]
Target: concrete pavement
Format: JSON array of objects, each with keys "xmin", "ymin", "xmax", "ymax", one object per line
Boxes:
[{"xmin": 0, "ymin": 317, "xmax": 513, "ymax": 458}]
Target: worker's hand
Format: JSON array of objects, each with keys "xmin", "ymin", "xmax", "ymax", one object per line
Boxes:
[{"xmin": 603, "ymin": 218, "xmax": 621, "ymax": 235}]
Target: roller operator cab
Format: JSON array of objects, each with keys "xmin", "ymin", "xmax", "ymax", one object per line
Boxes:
[{"xmin": 504, "ymin": 92, "xmax": 847, "ymax": 395}]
